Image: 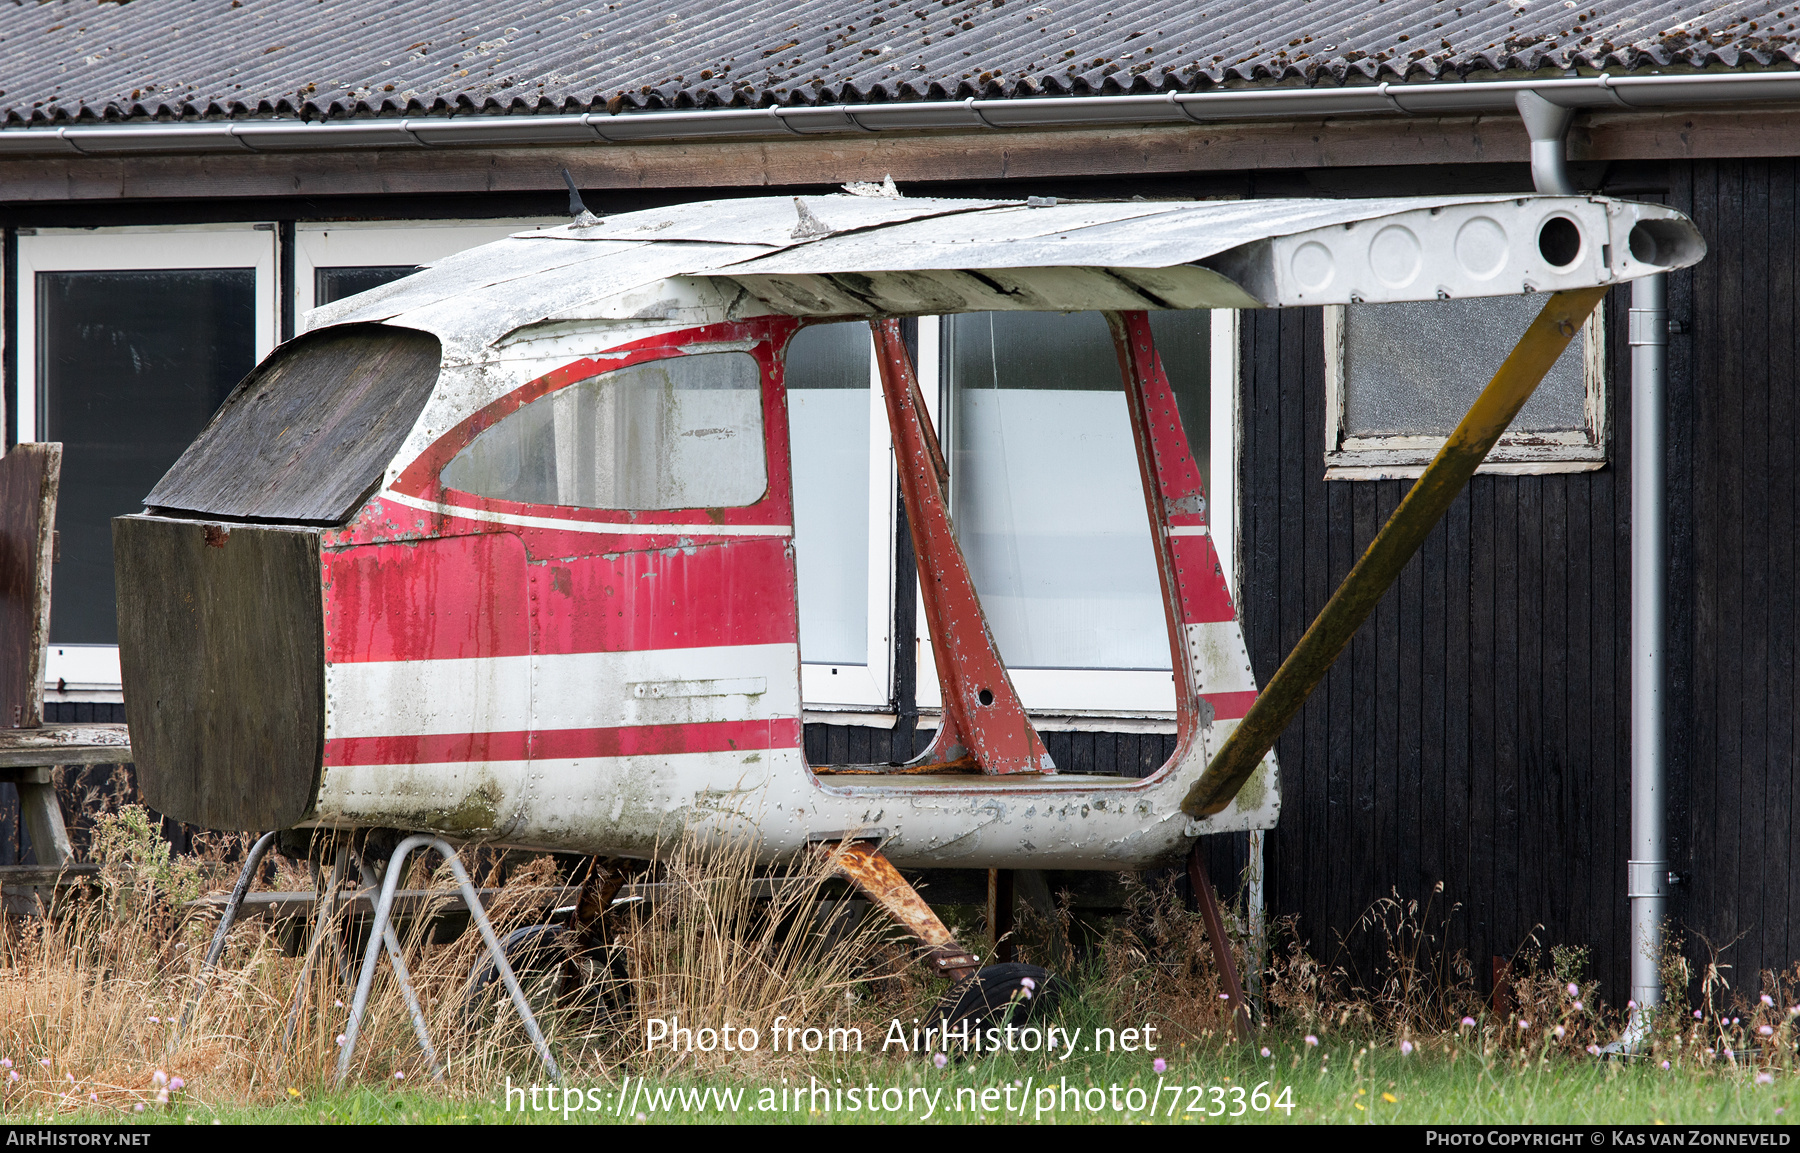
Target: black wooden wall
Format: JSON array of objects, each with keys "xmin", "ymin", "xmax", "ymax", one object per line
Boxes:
[{"xmin": 1242, "ymin": 158, "xmax": 1799, "ymax": 1010}]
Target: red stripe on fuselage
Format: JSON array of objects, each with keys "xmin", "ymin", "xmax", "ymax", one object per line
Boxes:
[
  {"xmin": 1202, "ymin": 690, "xmax": 1258, "ymax": 722},
  {"xmin": 323, "ymin": 717, "xmax": 801, "ymax": 767},
  {"xmin": 324, "ymin": 534, "xmax": 798, "ymax": 663}
]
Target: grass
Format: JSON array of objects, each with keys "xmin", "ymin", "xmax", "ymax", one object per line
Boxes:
[
  {"xmin": 18, "ymin": 1030, "xmax": 1800, "ymax": 1125},
  {"xmin": 3, "ymin": 805, "xmax": 1798, "ymax": 1125}
]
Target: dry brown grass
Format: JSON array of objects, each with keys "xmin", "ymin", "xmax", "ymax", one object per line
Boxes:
[{"xmin": 0, "ymin": 810, "xmax": 928, "ymax": 1116}]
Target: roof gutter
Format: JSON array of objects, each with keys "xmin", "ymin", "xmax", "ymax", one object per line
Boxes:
[{"xmin": 2, "ymin": 70, "xmax": 1798, "ymax": 157}]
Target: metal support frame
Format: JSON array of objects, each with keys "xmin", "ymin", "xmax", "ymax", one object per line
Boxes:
[
  {"xmin": 1183, "ymin": 287, "xmax": 1610, "ymax": 817},
  {"xmin": 177, "ymin": 829, "xmax": 278, "ymax": 1041},
  {"xmin": 868, "ymin": 318, "xmax": 1055, "ymax": 776},
  {"xmin": 280, "ymin": 839, "xmax": 351, "ymax": 1057},
  {"xmin": 338, "ymin": 834, "xmax": 560, "ymax": 1083},
  {"xmin": 816, "ymin": 837, "xmax": 980, "ymax": 982},
  {"xmin": 356, "ymin": 860, "xmax": 444, "ymax": 1081},
  {"xmin": 1188, "ymin": 846, "xmax": 1253, "ymax": 1042}
]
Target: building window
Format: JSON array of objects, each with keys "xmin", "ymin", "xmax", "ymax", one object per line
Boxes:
[
  {"xmin": 16, "ymin": 226, "xmax": 278, "ymax": 696},
  {"xmin": 785, "ymin": 322, "xmax": 894, "ymax": 714},
  {"xmin": 1323, "ymin": 296, "xmax": 1606, "ymax": 480},
  {"xmin": 920, "ymin": 309, "xmax": 1235, "ymax": 719},
  {"xmin": 294, "ymin": 220, "xmax": 556, "ymax": 318}
]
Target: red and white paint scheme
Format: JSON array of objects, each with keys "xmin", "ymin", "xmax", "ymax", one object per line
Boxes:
[{"xmin": 120, "ymin": 192, "xmax": 1706, "ymax": 868}]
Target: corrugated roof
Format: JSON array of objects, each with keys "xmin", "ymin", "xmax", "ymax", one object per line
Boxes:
[{"xmin": 0, "ymin": 0, "xmax": 1792, "ymax": 127}]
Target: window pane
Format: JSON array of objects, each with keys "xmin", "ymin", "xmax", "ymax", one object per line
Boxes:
[
  {"xmin": 40, "ymin": 269, "xmax": 256, "ymax": 645},
  {"xmin": 785, "ymin": 323, "xmax": 871, "ymax": 667},
  {"xmin": 1345, "ymin": 296, "xmax": 1586, "ymax": 437},
  {"xmin": 315, "ymin": 266, "xmax": 421, "ymax": 306},
  {"xmin": 947, "ymin": 311, "xmax": 1204, "ymax": 671},
  {"xmin": 442, "ymin": 351, "xmax": 766, "ymax": 510}
]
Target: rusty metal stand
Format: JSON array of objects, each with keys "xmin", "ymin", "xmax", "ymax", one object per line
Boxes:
[
  {"xmin": 813, "ymin": 835, "xmax": 979, "ymax": 982},
  {"xmin": 1188, "ymin": 845, "xmax": 1253, "ymax": 1042}
]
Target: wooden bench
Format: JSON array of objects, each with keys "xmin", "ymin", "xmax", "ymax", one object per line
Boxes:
[{"xmin": 0, "ymin": 443, "xmax": 132, "ymax": 875}]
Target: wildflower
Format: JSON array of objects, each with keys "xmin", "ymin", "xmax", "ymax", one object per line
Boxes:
[
  {"xmin": 170, "ymin": 1078, "xmax": 184, "ymax": 1092},
  {"xmin": 393, "ymin": 1072, "xmax": 405, "ymax": 1081},
  {"xmin": 1260, "ymin": 1048, "xmax": 1271, "ymax": 1059},
  {"xmin": 1764, "ymin": 995, "xmax": 1775, "ymax": 1007},
  {"xmin": 1587, "ymin": 1045, "xmax": 1602, "ymax": 1056},
  {"xmin": 1726, "ymin": 1048, "xmax": 1736, "ymax": 1060},
  {"xmin": 88, "ymin": 1094, "xmax": 96, "ymax": 1104},
  {"xmin": 1218, "ymin": 993, "xmax": 1230, "ymax": 1000},
  {"xmin": 133, "ymin": 1105, "xmax": 144, "ymax": 1114},
  {"xmin": 147, "ymin": 1016, "xmax": 159, "ymax": 1024},
  {"xmin": 1758, "ymin": 1073, "xmax": 1775, "ymax": 1086},
  {"xmin": 287, "ymin": 1089, "xmax": 301, "ymax": 1098},
  {"xmin": 0, "ymin": 1060, "xmax": 8, "ymax": 1070},
  {"xmin": 1628, "ymin": 1000, "xmax": 1638, "ymax": 1011},
  {"xmin": 635, "ymin": 1113, "xmax": 647, "ymax": 1123},
  {"xmin": 1554, "ymin": 1026, "xmax": 1566, "ymax": 1040},
  {"xmin": 1661, "ymin": 1061, "xmax": 1671, "ymax": 1070},
  {"xmin": 334, "ymin": 1035, "xmax": 347, "ymax": 1047},
  {"xmin": 1400, "ymin": 1041, "xmax": 1414, "ymax": 1055},
  {"xmin": 1154, "ymin": 1058, "xmax": 1168, "ymax": 1074},
  {"xmin": 1573, "ymin": 1001, "xmax": 1584, "ymax": 1012},
  {"xmin": 1696, "ymin": 1010, "xmax": 1705, "ymax": 1020},
  {"xmin": 1567, "ymin": 983, "xmax": 1580, "ymax": 998},
  {"xmin": 1733, "ymin": 1018, "xmax": 1741, "ymax": 1026},
  {"xmin": 933, "ymin": 1054, "xmax": 948, "ymax": 1070},
  {"xmin": 1460, "ymin": 1017, "xmax": 1476, "ymax": 1028},
  {"xmin": 335, "ymin": 1000, "xmax": 344, "ymax": 1008},
  {"xmin": 38, "ymin": 1060, "xmax": 48, "ymax": 1068},
  {"xmin": 1518, "ymin": 1020, "xmax": 1531, "ymax": 1030},
  {"xmin": 7, "ymin": 1073, "xmax": 16, "ymax": 1084},
  {"xmin": 1020, "ymin": 976, "xmax": 1036, "ymax": 991},
  {"xmin": 151, "ymin": 1071, "xmax": 167, "ymax": 1089},
  {"xmin": 155, "ymin": 1090, "xmax": 169, "ymax": 1106},
  {"xmin": 64, "ymin": 1074, "xmax": 73, "ymax": 1084},
  {"xmin": 1305, "ymin": 1036, "xmax": 1319, "ymax": 1047},
  {"xmin": 1761, "ymin": 1026, "xmax": 1775, "ymax": 1037}
]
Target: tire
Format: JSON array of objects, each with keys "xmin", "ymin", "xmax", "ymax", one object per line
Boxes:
[
  {"xmin": 931, "ymin": 962, "xmax": 1064, "ymax": 1047},
  {"xmin": 461, "ymin": 923, "xmax": 571, "ymax": 1026}
]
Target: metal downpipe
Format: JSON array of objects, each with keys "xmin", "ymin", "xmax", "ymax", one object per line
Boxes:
[{"xmin": 1627, "ymin": 272, "xmax": 1670, "ymax": 1043}]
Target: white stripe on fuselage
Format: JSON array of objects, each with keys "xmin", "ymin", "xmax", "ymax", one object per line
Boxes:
[
  {"xmin": 324, "ymin": 643, "xmax": 800, "ymax": 738},
  {"xmin": 384, "ymin": 491, "xmax": 793, "ymax": 537}
]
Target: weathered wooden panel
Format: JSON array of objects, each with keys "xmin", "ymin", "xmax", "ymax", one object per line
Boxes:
[
  {"xmin": 1235, "ymin": 158, "xmax": 1800, "ymax": 1006},
  {"xmin": 114, "ymin": 515, "xmax": 323, "ymax": 831},
  {"xmin": 1240, "ymin": 280, "xmax": 1637, "ymax": 1001},
  {"xmin": 146, "ymin": 325, "xmax": 440, "ymax": 525},
  {"xmin": 0, "ymin": 443, "xmax": 59, "ymax": 729}
]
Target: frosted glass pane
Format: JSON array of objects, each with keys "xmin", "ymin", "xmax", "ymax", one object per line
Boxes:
[
  {"xmin": 786, "ymin": 323, "xmax": 871, "ymax": 667},
  {"xmin": 1344, "ymin": 296, "xmax": 1586, "ymax": 437},
  {"xmin": 947, "ymin": 312, "xmax": 1174, "ymax": 671},
  {"xmin": 442, "ymin": 351, "xmax": 765, "ymax": 509}
]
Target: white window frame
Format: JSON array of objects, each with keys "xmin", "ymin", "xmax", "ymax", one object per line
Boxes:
[
  {"xmin": 1322, "ymin": 302, "xmax": 1608, "ymax": 481},
  {"xmin": 796, "ymin": 334, "xmax": 897, "ymax": 721},
  {"xmin": 913, "ymin": 310, "xmax": 1240, "ymax": 727},
  {"xmin": 294, "ymin": 219, "xmax": 558, "ymax": 320},
  {"xmin": 15, "ymin": 225, "xmax": 279, "ymax": 699}
]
